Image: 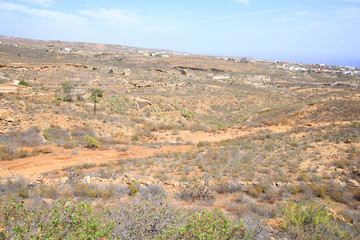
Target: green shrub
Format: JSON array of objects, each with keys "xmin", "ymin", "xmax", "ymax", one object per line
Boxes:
[
  {"xmin": 281, "ymin": 201, "xmax": 348, "ymax": 240},
  {"xmin": 246, "ymin": 184, "xmax": 269, "ymax": 198},
  {"xmin": 18, "ymin": 79, "xmax": 30, "ymax": 87},
  {"xmin": 132, "ymin": 134, "xmax": 139, "ymax": 141},
  {"xmin": 17, "ymin": 186, "xmax": 29, "ymax": 198},
  {"xmin": 128, "ymin": 182, "xmax": 139, "ymax": 196},
  {"xmin": 160, "ymin": 209, "xmax": 251, "ymax": 239},
  {"xmin": 309, "ymin": 183, "xmax": 328, "ymax": 198},
  {"xmin": 181, "ymin": 108, "xmax": 195, "ymax": 121},
  {"xmin": 84, "ymin": 135, "xmax": 99, "ymax": 148},
  {"xmin": 197, "ymin": 141, "xmax": 210, "ymax": 147},
  {"xmin": 1, "ymin": 199, "xmax": 110, "ymax": 239}
]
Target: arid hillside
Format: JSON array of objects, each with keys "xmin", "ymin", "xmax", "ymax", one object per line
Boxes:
[{"xmin": 0, "ymin": 36, "xmax": 360, "ymax": 239}]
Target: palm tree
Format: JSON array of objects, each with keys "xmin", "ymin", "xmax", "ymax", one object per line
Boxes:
[{"xmin": 90, "ymin": 88, "xmax": 103, "ymax": 114}]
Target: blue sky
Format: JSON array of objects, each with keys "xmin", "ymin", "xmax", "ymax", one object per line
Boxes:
[{"xmin": 0, "ymin": 0, "xmax": 359, "ymax": 66}]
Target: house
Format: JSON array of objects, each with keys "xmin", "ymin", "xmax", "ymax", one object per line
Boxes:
[{"xmin": 63, "ymin": 47, "xmax": 72, "ymax": 53}]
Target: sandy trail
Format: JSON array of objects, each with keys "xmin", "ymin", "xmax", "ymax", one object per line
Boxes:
[
  {"xmin": 0, "ymin": 145, "xmax": 193, "ymax": 178},
  {"xmin": 0, "ymin": 122, "xmax": 347, "ymax": 179}
]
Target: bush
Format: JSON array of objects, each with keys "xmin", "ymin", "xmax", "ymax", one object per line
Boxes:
[
  {"xmin": 43, "ymin": 125, "xmax": 71, "ymax": 145},
  {"xmin": 38, "ymin": 185, "xmax": 58, "ymax": 199},
  {"xmin": 160, "ymin": 209, "xmax": 251, "ymax": 240},
  {"xmin": 128, "ymin": 182, "xmax": 140, "ymax": 196},
  {"xmin": 1, "ymin": 199, "xmax": 110, "ymax": 239},
  {"xmin": 109, "ymin": 196, "xmax": 184, "ymax": 239},
  {"xmin": 84, "ymin": 135, "xmax": 99, "ymax": 148},
  {"xmin": 0, "ymin": 127, "xmax": 43, "ymax": 148},
  {"xmin": 73, "ymin": 183, "xmax": 114, "ymax": 199},
  {"xmin": 18, "ymin": 79, "xmax": 30, "ymax": 87},
  {"xmin": 179, "ymin": 180, "xmax": 215, "ymax": 202},
  {"xmin": 132, "ymin": 134, "xmax": 139, "ymax": 141},
  {"xmin": 181, "ymin": 108, "xmax": 195, "ymax": 121},
  {"xmin": 281, "ymin": 201, "xmax": 348, "ymax": 240}
]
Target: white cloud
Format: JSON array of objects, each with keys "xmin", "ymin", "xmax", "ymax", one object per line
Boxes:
[
  {"xmin": 79, "ymin": 8, "xmax": 139, "ymax": 26},
  {"xmin": 234, "ymin": 0, "xmax": 249, "ymax": 5},
  {"xmin": 0, "ymin": 1, "xmax": 86, "ymax": 24},
  {"xmin": 19, "ymin": 0, "xmax": 53, "ymax": 7}
]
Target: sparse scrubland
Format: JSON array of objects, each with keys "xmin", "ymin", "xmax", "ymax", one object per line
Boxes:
[{"xmin": 0, "ymin": 36, "xmax": 359, "ymax": 239}]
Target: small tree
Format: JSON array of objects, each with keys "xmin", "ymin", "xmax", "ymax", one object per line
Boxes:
[{"xmin": 90, "ymin": 88, "xmax": 103, "ymax": 114}]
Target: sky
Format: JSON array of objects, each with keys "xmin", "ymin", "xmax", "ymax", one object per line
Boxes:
[{"xmin": 0, "ymin": 0, "xmax": 359, "ymax": 67}]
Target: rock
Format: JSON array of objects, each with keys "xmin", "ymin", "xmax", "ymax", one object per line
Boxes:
[
  {"xmin": 42, "ymin": 198, "xmax": 54, "ymax": 205},
  {"xmin": 339, "ymin": 182, "xmax": 346, "ymax": 188},
  {"xmin": 164, "ymin": 180, "xmax": 174, "ymax": 187},
  {"xmin": 59, "ymin": 176, "xmax": 69, "ymax": 184},
  {"xmin": 93, "ymin": 177, "xmax": 103, "ymax": 183},
  {"xmin": 352, "ymin": 167, "xmax": 360, "ymax": 176},
  {"xmin": 173, "ymin": 182, "xmax": 180, "ymax": 187},
  {"xmin": 273, "ymin": 182, "xmax": 283, "ymax": 187},
  {"xmin": 347, "ymin": 179, "xmax": 359, "ymax": 187},
  {"xmin": 5, "ymin": 117, "xmax": 14, "ymax": 122},
  {"xmin": 85, "ymin": 175, "xmax": 91, "ymax": 184},
  {"xmin": 123, "ymin": 69, "xmax": 131, "ymax": 75},
  {"xmin": 29, "ymin": 175, "xmax": 43, "ymax": 185}
]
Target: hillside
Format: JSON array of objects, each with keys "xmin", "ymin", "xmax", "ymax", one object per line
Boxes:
[{"xmin": 0, "ymin": 36, "xmax": 360, "ymax": 239}]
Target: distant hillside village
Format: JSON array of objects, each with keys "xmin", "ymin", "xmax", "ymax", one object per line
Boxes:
[
  {"xmin": 1, "ymin": 39, "xmax": 358, "ymax": 75},
  {"xmin": 216, "ymin": 56, "xmax": 360, "ymax": 76}
]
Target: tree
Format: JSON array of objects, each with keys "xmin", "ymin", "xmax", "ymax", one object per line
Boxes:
[{"xmin": 90, "ymin": 88, "xmax": 103, "ymax": 114}]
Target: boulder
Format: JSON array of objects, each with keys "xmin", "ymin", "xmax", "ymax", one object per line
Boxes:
[
  {"xmin": 42, "ymin": 198, "xmax": 54, "ymax": 205},
  {"xmin": 347, "ymin": 179, "xmax": 359, "ymax": 187}
]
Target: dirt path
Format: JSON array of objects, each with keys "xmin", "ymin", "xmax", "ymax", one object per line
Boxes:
[
  {"xmin": 0, "ymin": 145, "xmax": 193, "ymax": 178},
  {"xmin": 0, "ymin": 122, "xmax": 349, "ymax": 179}
]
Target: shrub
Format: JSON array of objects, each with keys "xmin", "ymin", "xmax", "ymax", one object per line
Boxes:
[
  {"xmin": 128, "ymin": 182, "xmax": 139, "ymax": 196},
  {"xmin": 84, "ymin": 135, "xmax": 99, "ymax": 148},
  {"xmin": 246, "ymin": 183, "xmax": 269, "ymax": 198},
  {"xmin": 213, "ymin": 181, "xmax": 243, "ymax": 194},
  {"xmin": 160, "ymin": 209, "xmax": 251, "ymax": 240},
  {"xmin": 132, "ymin": 134, "xmax": 139, "ymax": 141},
  {"xmin": 71, "ymin": 126, "xmax": 96, "ymax": 139},
  {"xmin": 181, "ymin": 108, "xmax": 195, "ymax": 121},
  {"xmin": 0, "ymin": 127, "xmax": 43, "ymax": 148},
  {"xmin": 197, "ymin": 141, "xmax": 210, "ymax": 147},
  {"xmin": 0, "ymin": 145, "xmax": 16, "ymax": 160},
  {"xmin": 38, "ymin": 185, "xmax": 58, "ymax": 199},
  {"xmin": 355, "ymin": 189, "xmax": 360, "ymax": 201},
  {"xmin": 179, "ymin": 180, "xmax": 215, "ymax": 202},
  {"xmin": 18, "ymin": 79, "xmax": 30, "ymax": 87},
  {"xmin": 309, "ymin": 183, "xmax": 328, "ymax": 198},
  {"xmin": 109, "ymin": 196, "xmax": 184, "ymax": 239},
  {"xmin": 140, "ymin": 184, "xmax": 166, "ymax": 199},
  {"xmin": 1, "ymin": 199, "xmax": 110, "ymax": 239},
  {"xmin": 73, "ymin": 183, "xmax": 114, "ymax": 199},
  {"xmin": 281, "ymin": 201, "xmax": 348, "ymax": 240},
  {"xmin": 0, "ymin": 178, "xmax": 30, "ymax": 198},
  {"xmin": 43, "ymin": 126, "xmax": 71, "ymax": 145}
]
